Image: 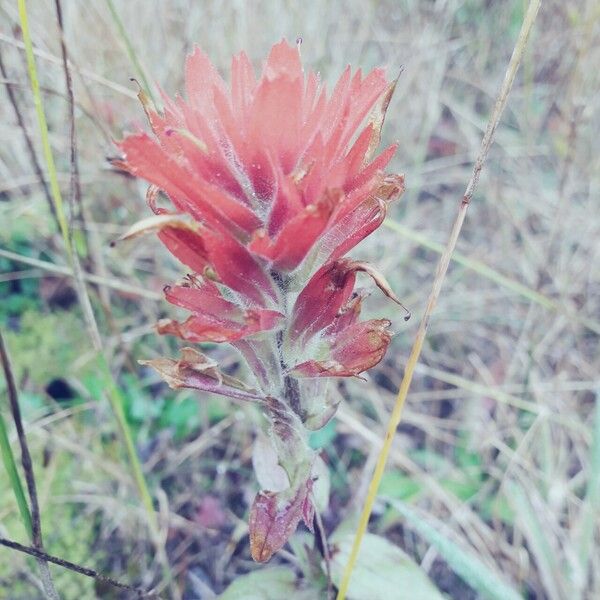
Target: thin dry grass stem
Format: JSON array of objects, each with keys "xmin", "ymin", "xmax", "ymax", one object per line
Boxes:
[
  {"xmin": 104, "ymin": 0, "xmax": 155, "ymax": 103},
  {"xmin": 0, "ymin": 48, "xmax": 59, "ymax": 231},
  {"xmin": 383, "ymin": 219, "xmax": 600, "ymax": 336},
  {"xmin": 0, "ymin": 536, "xmax": 156, "ymax": 598},
  {"xmin": 0, "ymin": 335, "xmax": 42, "ymax": 543},
  {"xmin": 0, "ymin": 32, "xmax": 137, "ymax": 98},
  {"xmin": 0, "ymin": 332, "xmax": 59, "ymax": 599},
  {"xmin": 0, "ymin": 248, "xmax": 162, "ymax": 300},
  {"xmin": 17, "ymin": 0, "xmax": 172, "ymax": 590},
  {"xmin": 52, "ymin": 1, "xmax": 178, "ymax": 593},
  {"xmin": 54, "ymin": 0, "xmax": 88, "ymax": 240},
  {"xmin": 0, "ymin": 370, "xmax": 31, "ymax": 539},
  {"xmin": 335, "ymin": 1, "xmax": 542, "ymax": 598},
  {"xmin": 53, "ymin": 0, "xmax": 114, "ymax": 315}
]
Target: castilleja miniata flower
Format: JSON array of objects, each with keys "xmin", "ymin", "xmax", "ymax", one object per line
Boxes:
[{"xmin": 116, "ymin": 40, "xmax": 407, "ymax": 562}]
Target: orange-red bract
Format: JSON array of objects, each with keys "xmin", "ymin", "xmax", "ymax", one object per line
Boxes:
[{"xmin": 117, "ymin": 39, "xmax": 404, "ymax": 564}]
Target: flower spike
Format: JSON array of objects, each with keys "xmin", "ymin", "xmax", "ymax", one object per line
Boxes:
[{"xmin": 118, "ymin": 39, "xmax": 406, "ymax": 561}]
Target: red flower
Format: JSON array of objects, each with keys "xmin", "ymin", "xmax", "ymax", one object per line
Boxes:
[{"xmin": 117, "ymin": 39, "xmax": 405, "ymax": 562}]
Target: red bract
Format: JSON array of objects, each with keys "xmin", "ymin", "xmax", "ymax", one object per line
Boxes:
[{"xmin": 117, "ymin": 39, "xmax": 405, "ymax": 563}]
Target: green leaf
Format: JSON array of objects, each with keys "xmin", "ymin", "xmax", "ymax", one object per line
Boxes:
[
  {"xmin": 506, "ymin": 483, "xmax": 569, "ymax": 599},
  {"xmin": 159, "ymin": 395, "xmax": 200, "ymax": 439},
  {"xmin": 0, "ymin": 408, "xmax": 32, "ymax": 536},
  {"xmin": 481, "ymin": 494, "xmax": 514, "ymax": 525},
  {"xmin": 379, "ymin": 471, "xmax": 422, "ymax": 501},
  {"xmin": 219, "ymin": 567, "xmax": 315, "ymax": 600},
  {"xmin": 439, "ymin": 477, "xmax": 480, "ymax": 502},
  {"xmin": 385, "ymin": 499, "xmax": 523, "ymax": 600},
  {"xmin": 572, "ymin": 389, "xmax": 600, "ymax": 586},
  {"xmin": 330, "ymin": 529, "xmax": 445, "ymax": 600}
]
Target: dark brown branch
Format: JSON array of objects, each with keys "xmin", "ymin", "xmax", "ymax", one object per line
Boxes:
[
  {"xmin": 0, "ymin": 331, "xmax": 59, "ymax": 598},
  {"xmin": 0, "ymin": 332, "xmax": 43, "ymax": 549},
  {"xmin": 55, "ymin": 0, "xmax": 119, "ymax": 321},
  {"xmin": 0, "ymin": 536, "xmax": 156, "ymax": 598}
]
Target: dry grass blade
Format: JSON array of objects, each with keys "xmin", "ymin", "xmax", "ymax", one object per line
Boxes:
[
  {"xmin": 0, "ymin": 48, "xmax": 58, "ymax": 229},
  {"xmin": 387, "ymin": 500, "xmax": 523, "ymax": 600},
  {"xmin": 383, "ymin": 219, "xmax": 600, "ymax": 336},
  {"xmin": 507, "ymin": 482, "xmax": 567, "ymax": 600},
  {"xmin": 0, "ymin": 249, "xmax": 162, "ymax": 300},
  {"xmin": 571, "ymin": 390, "xmax": 600, "ymax": 590},
  {"xmin": 335, "ymin": 2, "xmax": 542, "ymax": 598},
  {"xmin": 53, "ymin": 0, "xmax": 178, "ymax": 594}
]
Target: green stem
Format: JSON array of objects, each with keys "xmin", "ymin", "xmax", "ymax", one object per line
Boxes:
[
  {"xmin": 18, "ymin": 0, "xmax": 70, "ymax": 251},
  {"xmin": 104, "ymin": 0, "xmax": 156, "ymax": 104},
  {"xmin": 0, "ymin": 408, "xmax": 32, "ymax": 536},
  {"xmin": 99, "ymin": 355, "xmax": 157, "ymax": 526}
]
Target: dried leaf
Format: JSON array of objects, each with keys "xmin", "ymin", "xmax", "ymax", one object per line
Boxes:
[
  {"xmin": 113, "ymin": 213, "xmax": 199, "ymax": 245},
  {"xmin": 249, "ymin": 480, "xmax": 312, "ymax": 562},
  {"xmin": 132, "ymin": 78, "xmax": 157, "ymax": 128},
  {"xmin": 365, "ymin": 76, "xmax": 399, "ymax": 162},
  {"xmin": 351, "ymin": 261, "xmax": 411, "ymax": 320},
  {"xmin": 375, "ymin": 172, "xmax": 405, "ymax": 201},
  {"xmin": 140, "ymin": 347, "xmax": 264, "ymax": 402}
]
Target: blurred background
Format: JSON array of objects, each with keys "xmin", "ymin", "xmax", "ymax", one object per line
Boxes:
[{"xmin": 1, "ymin": 1, "xmax": 599, "ymax": 598}]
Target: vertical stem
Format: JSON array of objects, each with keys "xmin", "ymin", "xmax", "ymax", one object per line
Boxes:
[
  {"xmin": 104, "ymin": 0, "xmax": 156, "ymax": 104},
  {"xmin": 17, "ymin": 0, "xmax": 70, "ymax": 252},
  {"xmin": 0, "ymin": 388, "xmax": 32, "ymax": 536},
  {"xmin": 335, "ymin": 1, "xmax": 542, "ymax": 598}
]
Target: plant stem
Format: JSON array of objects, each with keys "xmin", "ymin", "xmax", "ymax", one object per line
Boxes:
[
  {"xmin": 335, "ymin": 1, "xmax": 542, "ymax": 598},
  {"xmin": 0, "ymin": 384, "xmax": 32, "ymax": 536},
  {"xmin": 104, "ymin": 0, "xmax": 156, "ymax": 104},
  {"xmin": 17, "ymin": 0, "xmax": 70, "ymax": 252}
]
